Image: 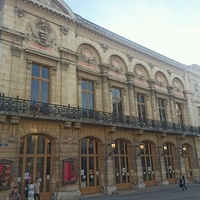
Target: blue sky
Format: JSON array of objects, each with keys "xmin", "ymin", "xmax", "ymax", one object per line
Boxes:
[{"xmin": 64, "ymin": 0, "xmax": 200, "ymax": 66}]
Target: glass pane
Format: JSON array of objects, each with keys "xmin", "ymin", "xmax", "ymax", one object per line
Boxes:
[
  {"xmin": 82, "ymin": 92, "xmax": 86, "ymax": 109},
  {"xmin": 37, "ymin": 136, "xmax": 45, "ymax": 154},
  {"xmin": 47, "ymin": 139, "xmax": 51, "ymax": 154},
  {"xmin": 115, "ymin": 157, "xmax": 120, "ymax": 184},
  {"xmin": 41, "ymin": 82, "xmax": 49, "ymax": 103},
  {"xmin": 31, "ymin": 79, "xmax": 39, "ymax": 101},
  {"xmin": 96, "ymin": 157, "xmax": 99, "ymax": 185},
  {"xmin": 25, "ymin": 157, "xmax": 34, "ymax": 180},
  {"xmin": 81, "ymin": 139, "xmax": 87, "ymax": 154},
  {"xmin": 121, "ymin": 157, "xmax": 126, "ymax": 183},
  {"xmin": 42, "ymin": 67, "xmax": 49, "ymax": 79},
  {"xmin": 81, "ymin": 157, "xmax": 87, "ymax": 187},
  {"xmin": 82, "ymin": 80, "xmax": 86, "ymax": 90},
  {"xmin": 36, "ymin": 157, "xmax": 44, "ymax": 192},
  {"xmin": 95, "ymin": 142, "xmax": 98, "ymax": 154},
  {"xmin": 112, "ymin": 88, "xmax": 115, "ymax": 96},
  {"xmin": 26, "ymin": 136, "xmax": 35, "ymax": 154},
  {"xmin": 46, "ymin": 157, "xmax": 51, "ymax": 192},
  {"xmin": 118, "ymin": 101, "xmax": 122, "ymax": 115},
  {"xmin": 88, "ymin": 81, "xmax": 93, "ymax": 92},
  {"xmin": 120, "ymin": 141, "xmax": 124, "ymax": 154},
  {"xmin": 32, "ymin": 65, "xmax": 40, "ymax": 77},
  {"xmin": 88, "ymin": 94, "xmax": 94, "ymax": 110},
  {"xmin": 89, "ymin": 139, "xmax": 94, "ymax": 154},
  {"xmin": 89, "ymin": 157, "xmax": 95, "ymax": 186},
  {"xmin": 116, "ymin": 89, "xmax": 121, "ymax": 98},
  {"xmin": 18, "ymin": 158, "xmax": 23, "ymax": 193},
  {"xmin": 19, "ymin": 140, "xmax": 24, "ymax": 154}
]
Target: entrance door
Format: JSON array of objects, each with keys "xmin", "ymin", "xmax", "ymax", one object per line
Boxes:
[
  {"xmin": 18, "ymin": 135, "xmax": 52, "ymax": 200},
  {"xmin": 114, "ymin": 140, "xmax": 131, "ymax": 190},
  {"xmin": 163, "ymin": 144, "xmax": 176, "ymax": 183},
  {"xmin": 183, "ymin": 145, "xmax": 193, "ymax": 181},
  {"xmin": 80, "ymin": 138, "xmax": 100, "ymax": 195},
  {"xmin": 141, "ymin": 142, "xmax": 156, "ymax": 186}
]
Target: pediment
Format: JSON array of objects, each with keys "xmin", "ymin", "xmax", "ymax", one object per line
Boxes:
[
  {"xmin": 28, "ymin": 0, "xmax": 75, "ymax": 20},
  {"xmin": 188, "ymin": 64, "xmax": 200, "ymax": 75}
]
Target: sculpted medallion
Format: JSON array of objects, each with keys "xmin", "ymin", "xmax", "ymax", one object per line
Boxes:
[{"xmin": 27, "ymin": 18, "xmax": 56, "ymax": 47}]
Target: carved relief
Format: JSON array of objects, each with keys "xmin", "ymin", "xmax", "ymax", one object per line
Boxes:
[
  {"xmin": 155, "ymin": 72, "xmax": 166, "ymax": 86},
  {"xmin": 134, "ymin": 65, "xmax": 145, "ymax": 79},
  {"xmin": 11, "ymin": 45, "xmax": 22, "ymax": 56},
  {"xmin": 34, "ymin": 0, "xmax": 62, "ymax": 12},
  {"xmin": 15, "ymin": 7, "xmax": 25, "ymax": 17},
  {"xmin": 60, "ymin": 26, "xmax": 69, "ymax": 35},
  {"xmin": 27, "ymin": 18, "xmax": 56, "ymax": 47},
  {"xmin": 100, "ymin": 44, "xmax": 108, "ymax": 52},
  {"xmin": 173, "ymin": 78, "xmax": 183, "ymax": 91},
  {"xmin": 195, "ymin": 83, "xmax": 200, "ymax": 93},
  {"xmin": 110, "ymin": 56, "xmax": 123, "ymax": 72},
  {"xmin": 127, "ymin": 54, "xmax": 133, "ymax": 62}
]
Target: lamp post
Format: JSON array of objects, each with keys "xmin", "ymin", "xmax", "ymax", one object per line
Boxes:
[
  {"xmin": 109, "ymin": 141, "xmax": 116, "ymax": 156},
  {"xmin": 138, "ymin": 142, "xmax": 145, "ymax": 156},
  {"xmin": 161, "ymin": 143, "xmax": 167, "ymax": 156},
  {"xmin": 181, "ymin": 145, "xmax": 187, "ymax": 157}
]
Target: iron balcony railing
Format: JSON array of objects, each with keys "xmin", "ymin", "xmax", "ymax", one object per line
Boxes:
[{"xmin": 0, "ymin": 93, "xmax": 199, "ymax": 135}]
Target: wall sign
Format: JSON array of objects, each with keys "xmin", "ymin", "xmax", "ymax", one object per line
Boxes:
[
  {"xmin": 0, "ymin": 159, "xmax": 12, "ymax": 190},
  {"xmin": 63, "ymin": 158, "xmax": 77, "ymax": 184}
]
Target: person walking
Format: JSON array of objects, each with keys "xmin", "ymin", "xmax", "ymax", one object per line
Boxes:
[
  {"xmin": 34, "ymin": 178, "xmax": 41, "ymax": 200},
  {"xmin": 9, "ymin": 186, "xmax": 21, "ymax": 200},
  {"xmin": 179, "ymin": 173, "xmax": 187, "ymax": 191}
]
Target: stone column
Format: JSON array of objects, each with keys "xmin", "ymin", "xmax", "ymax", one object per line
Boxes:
[
  {"xmin": 184, "ymin": 91, "xmax": 194, "ymax": 126},
  {"xmin": 169, "ymin": 95, "xmax": 176, "ymax": 123},
  {"xmin": 100, "ymin": 64, "xmax": 110, "ymax": 113},
  {"xmin": 126, "ymin": 72, "xmax": 136, "ymax": 116},
  {"xmin": 150, "ymin": 89, "xmax": 158, "ymax": 120}
]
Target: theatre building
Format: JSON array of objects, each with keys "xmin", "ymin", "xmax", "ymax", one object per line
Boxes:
[{"xmin": 1, "ymin": 0, "xmax": 200, "ymax": 199}]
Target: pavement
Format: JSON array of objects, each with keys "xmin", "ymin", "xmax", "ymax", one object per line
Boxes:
[{"xmin": 81, "ymin": 182, "xmax": 199, "ymax": 200}]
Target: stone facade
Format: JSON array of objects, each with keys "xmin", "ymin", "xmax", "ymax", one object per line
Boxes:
[{"xmin": 0, "ymin": 0, "xmax": 200, "ymax": 200}]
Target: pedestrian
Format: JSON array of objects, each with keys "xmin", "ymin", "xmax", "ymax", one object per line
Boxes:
[
  {"xmin": 179, "ymin": 173, "xmax": 187, "ymax": 191},
  {"xmin": 9, "ymin": 186, "xmax": 21, "ymax": 200},
  {"xmin": 34, "ymin": 178, "xmax": 41, "ymax": 200},
  {"xmin": 25, "ymin": 177, "xmax": 32, "ymax": 199}
]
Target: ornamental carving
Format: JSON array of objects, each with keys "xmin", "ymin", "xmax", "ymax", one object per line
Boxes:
[
  {"xmin": 27, "ymin": 18, "xmax": 56, "ymax": 47},
  {"xmin": 110, "ymin": 57, "xmax": 123, "ymax": 72},
  {"xmin": 60, "ymin": 26, "xmax": 69, "ymax": 35},
  {"xmin": 15, "ymin": 7, "xmax": 25, "ymax": 17},
  {"xmin": 11, "ymin": 45, "xmax": 22, "ymax": 56},
  {"xmin": 195, "ymin": 83, "xmax": 200, "ymax": 93},
  {"xmin": 100, "ymin": 44, "xmax": 108, "ymax": 52},
  {"xmin": 134, "ymin": 65, "xmax": 145, "ymax": 79},
  {"xmin": 155, "ymin": 72, "xmax": 165, "ymax": 86},
  {"xmin": 80, "ymin": 47, "xmax": 96, "ymax": 63},
  {"xmin": 173, "ymin": 78, "xmax": 183, "ymax": 91},
  {"xmin": 34, "ymin": 0, "xmax": 62, "ymax": 12}
]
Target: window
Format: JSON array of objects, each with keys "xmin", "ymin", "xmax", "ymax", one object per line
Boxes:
[
  {"xmin": 112, "ymin": 88, "xmax": 122, "ymax": 115},
  {"xmin": 158, "ymin": 98, "xmax": 166, "ymax": 122},
  {"xmin": 175, "ymin": 103, "xmax": 183, "ymax": 125},
  {"xmin": 82, "ymin": 80, "xmax": 94, "ymax": 110},
  {"xmin": 31, "ymin": 64, "xmax": 49, "ymax": 103},
  {"xmin": 137, "ymin": 93, "xmax": 146, "ymax": 122}
]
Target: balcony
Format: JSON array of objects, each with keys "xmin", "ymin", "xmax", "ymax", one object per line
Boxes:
[{"xmin": 0, "ymin": 93, "xmax": 199, "ymax": 136}]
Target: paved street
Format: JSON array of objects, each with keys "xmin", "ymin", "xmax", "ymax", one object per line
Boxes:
[{"xmin": 82, "ymin": 183, "xmax": 200, "ymax": 200}]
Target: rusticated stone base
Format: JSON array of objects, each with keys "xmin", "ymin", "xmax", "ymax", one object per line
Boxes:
[{"xmin": 54, "ymin": 190, "xmax": 81, "ymax": 200}]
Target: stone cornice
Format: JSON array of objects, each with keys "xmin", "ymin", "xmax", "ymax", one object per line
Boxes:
[
  {"xmin": 0, "ymin": 25, "xmax": 26, "ymax": 38},
  {"xmin": 24, "ymin": 0, "xmax": 75, "ymax": 21},
  {"xmin": 74, "ymin": 14, "xmax": 187, "ymax": 70}
]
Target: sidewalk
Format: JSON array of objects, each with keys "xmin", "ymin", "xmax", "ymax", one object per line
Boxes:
[{"xmin": 82, "ymin": 182, "xmax": 196, "ymax": 199}]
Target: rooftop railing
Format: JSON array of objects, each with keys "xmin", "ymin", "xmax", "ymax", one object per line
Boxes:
[{"xmin": 0, "ymin": 93, "xmax": 199, "ymax": 135}]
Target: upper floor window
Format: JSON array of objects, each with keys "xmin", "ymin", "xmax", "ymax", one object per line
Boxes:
[
  {"xmin": 82, "ymin": 80, "xmax": 94, "ymax": 110},
  {"xmin": 31, "ymin": 64, "xmax": 49, "ymax": 103},
  {"xmin": 158, "ymin": 98, "xmax": 166, "ymax": 122},
  {"xmin": 137, "ymin": 93, "xmax": 146, "ymax": 121},
  {"xmin": 175, "ymin": 103, "xmax": 183, "ymax": 125},
  {"xmin": 112, "ymin": 88, "xmax": 122, "ymax": 115}
]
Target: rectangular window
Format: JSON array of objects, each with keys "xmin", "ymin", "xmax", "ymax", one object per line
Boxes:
[
  {"xmin": 158, "ymin": 98, "xmax": 166, "ymax": 122},
  {"xmin": 137, "ymin": 93, "xmax": 146, "ymax": 122},
  {"xmin": 82, "ymin": 80, "xmax": 94, "ymax": 110},
  {"xmin": 175, "ymin": 103, "xmax": 183, "ymax": 125},
  {"xmin": 31, "ymin": 64, "xmax": 49, "ymax": 103},
  {"xmin": 112, "ymin": 87, "xmax": 122, "ymax": 115}
]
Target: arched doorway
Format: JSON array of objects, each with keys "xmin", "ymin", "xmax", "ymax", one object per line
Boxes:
[
  {"xmin": 141, "ymin": 142, "xmax": 156, "ymax": 186},
  {"xmin": 114, "ymin": 140, "xmax": 131, "ymax": 190},
  {"xmin": 163, "ymin": 143, "xmax": 176, "ymax": 183},
  {"xmin": 18, "ymin": 135, "xmax": 53, "ymax": 200},
  {"xmin": 80, "ymin": 138, "xmax": 100, "ymax": 195}
]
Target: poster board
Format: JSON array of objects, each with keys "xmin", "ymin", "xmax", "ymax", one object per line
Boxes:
[{"xmin": 63, "ymin": 158, "xmax": 77, "ymax": 184}]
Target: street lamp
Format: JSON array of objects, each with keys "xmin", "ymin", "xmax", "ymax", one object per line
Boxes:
[
  {"xmin": 161, "ymin": 143, "xmax": 167, "ymax": 156},
  {"xmin": 181, "ymin": 145, "xmax": 187, "ymax": 157},
  {"xmin": 138, "ymin": 142, "xmax": 145, "ymax": 156},
  {"xmin": 109, "ymin": 141, "xmax": 116, "ymax": 156}
]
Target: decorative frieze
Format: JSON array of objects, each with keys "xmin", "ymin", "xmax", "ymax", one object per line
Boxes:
[{"xmin": 60, "ymin": 59, "xmax": 69, "ymax": 70}]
